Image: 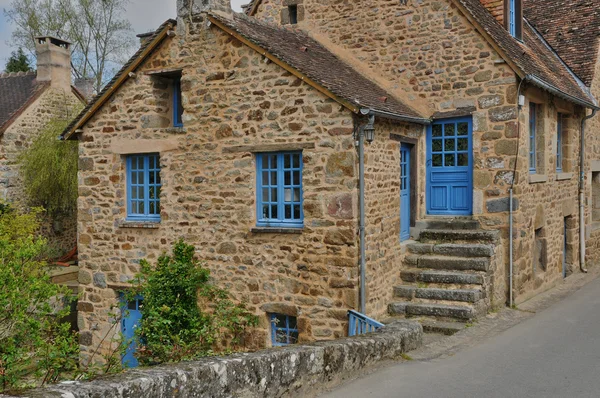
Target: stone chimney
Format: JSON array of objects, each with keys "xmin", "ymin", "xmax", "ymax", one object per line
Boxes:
[
  {"xmin": 74, "ymin": 78, "xmax": 95, "ymax": 102},
  {"xmin": 35, "ymin": 36, "xmax": 72, "ymax": 90},
  {"xmin": 176, "ymin": 0, "xmax": 232, "ymax": 21}
]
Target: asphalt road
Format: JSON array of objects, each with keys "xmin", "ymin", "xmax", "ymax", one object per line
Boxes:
[{"xmin": 323, "ymin": 276, "xmax": 600, "ymax": 398}]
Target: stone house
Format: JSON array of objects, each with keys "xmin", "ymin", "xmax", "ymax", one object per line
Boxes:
[
  {"xmin": 0, "ymin": 37, "xmax": 85, "ymax": 254},
  {"xmin": 62, "ymin": 0, "xmax": 599, "ymax": 363}
]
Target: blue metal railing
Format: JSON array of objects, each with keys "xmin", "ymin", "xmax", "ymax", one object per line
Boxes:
[{"xmin": 348, "ymin": 310, "xmax": 385, "ymax": 337}]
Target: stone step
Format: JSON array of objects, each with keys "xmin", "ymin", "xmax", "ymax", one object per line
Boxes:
[
  {"xmin": 419, "ymin": 229, "xmax": 499, "ymax": 244},
  {"xmin": 406, "ymin": 254, "xmax": 490, "ymax": 272},
  {"xmin": 421, "ymin": 319, "xmax": 467, "ymax": 336},
  {"xmin": 401, "ymin": 269, "xmax": 485, "ymax": 285},
  {"xmin": 407, "ymin": 242, "xmax": 494, "ymax": 257},
  {"xmin": 388, "ymin": 302, "xmax": 476, "ymax": 320},
  {"xmin": 415, "ymin": 218, "xmax": 480, "ymax": 231},
  {"xmin": 394, "ymin": 285, "xmax": 481, "ymax": 303}
]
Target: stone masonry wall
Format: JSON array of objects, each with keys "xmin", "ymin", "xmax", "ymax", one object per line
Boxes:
[
  {"xmin": 75, "ymin": 22, "xmax": 389, "ymax": 363},
  {"xmin": 0, "ymin": 87, "xmax": 81, "ymax": 254}
]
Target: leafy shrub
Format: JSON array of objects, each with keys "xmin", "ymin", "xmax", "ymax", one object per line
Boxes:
[
  {"xmin": 126, "ymin": 240, "xmax": 258, "ymax": 365},
  {"xmin": 0, "ymin": 206, "xmax": 78, "ymax": 392}
]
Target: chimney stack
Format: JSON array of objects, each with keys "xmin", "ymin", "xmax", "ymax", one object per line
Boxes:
[
  {"xmin": 35, "ymin": 36, "xmax": 72, "ymax": 90},
  {"xmin": 176, "ymin": 0, "xmax": 232, "ymax": 22}
]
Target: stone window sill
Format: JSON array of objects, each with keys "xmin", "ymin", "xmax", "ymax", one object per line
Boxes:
[
  {"xmin": 251, "ymin": 227, "xmax": 303, "ymax": 234},
  {"xmin": 556, "ymin": 172, "xmax": 573, "ymax": 181},
  {"xmin": 164, "ymin": 127, "xmax": 187, "ymax": 134},
  {"xmin": 118, "ymin": 220, "xmax": 161, "ymax": 229},
  {"xmin": 529, "ymin": 174, "xmax": 548, "ymax": 184}
]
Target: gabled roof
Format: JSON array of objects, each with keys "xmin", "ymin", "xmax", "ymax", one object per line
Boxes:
[
  {"xmin": 208, "ymin": 13, "xmax": 426, "ymax": 122},
  {"xmin": 0, "ymin": 72, "xmax": 49, "ymax": 134},
  {"xmin": 62, "ymin": 19, "xmax": 177, "ymax": 140},
  {"xmin": 452, "ymin": 0, "xmax": 597, "ymax": 108},
  {"xmin": 524, "ymin": 0, "xmax": 600, "ymax": 87}
]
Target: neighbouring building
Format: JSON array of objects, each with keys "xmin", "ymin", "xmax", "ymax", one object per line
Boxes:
[
  {"xmin": 62, "ymin": 0, "xmax": 600, "ymax": 365},
  {"xmin": 0, "ymin": 37, "xmax": 86, "ymax": 254}
]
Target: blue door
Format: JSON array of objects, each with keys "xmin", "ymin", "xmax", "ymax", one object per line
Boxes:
[
  {"xmin": 426, "ymin": 117, "xmax": 473, "ymax": 215},
  {"xmin": 400, "ymin": 144, "xmax": 411, "ymax": 241},
  {"xmin": 121, "ymin": 296, "xmax": 143, "ymax": 368}
]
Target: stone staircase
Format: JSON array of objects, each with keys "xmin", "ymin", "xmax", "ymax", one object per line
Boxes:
[{"xmin": 388, "ymin": 218, "xmax": 499, "ymax": 334}]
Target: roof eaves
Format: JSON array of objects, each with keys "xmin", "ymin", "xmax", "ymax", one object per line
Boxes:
[{"xmin": 61, "ymin": 19, "xmax": 177, "ymax": 140}]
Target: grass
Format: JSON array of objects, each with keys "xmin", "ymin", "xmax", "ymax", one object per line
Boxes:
[{"xmin": 400, "ymin": 353, "xmax": 413, "ymax": 361}]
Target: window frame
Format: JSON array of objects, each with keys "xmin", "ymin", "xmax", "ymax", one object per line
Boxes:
[
  {"xmin": 256, "ymin": 151, "xmax": 304, "ymax": 229},
  {"xmin": 173, "ymin": 78, "xmax": 183, "ymax": 128},
  {"xmin": 126, "ymin": 153, "xmax": 162, "ymax": 222},
  {"xmin": 288, "ymin": 5, "xmax": 298, "ymax": 24},
  {"xmin": 508, "ymin": 0, "xmax": 516, "ymax": 37},
  {"xmin": 270, "ymin": 313, "xmax": 299, "ymax": 346},
  {"xmin": 529, "ymin": 102, "xmax": 537, "ymax": 174},
  {"xmin": 556, "ymin": 112, "xmax": 563, "ymax": 172}
]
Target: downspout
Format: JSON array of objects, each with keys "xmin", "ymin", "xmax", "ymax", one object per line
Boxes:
[
  {"xmin": 509, "ymin": 75, "xmax": 529, "ymax": 308},
  {"xmin": 357, "ymin": 112, "xmax": 374, "ymax": 315},
  {"xmin": 579, "ymin": 109, "xmax": 597, "ymax": 273}
]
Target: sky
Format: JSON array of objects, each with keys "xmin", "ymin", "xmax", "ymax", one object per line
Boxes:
[{"xmin": 0, "ymin": 0, "xmax": 247, "ymax": 69}]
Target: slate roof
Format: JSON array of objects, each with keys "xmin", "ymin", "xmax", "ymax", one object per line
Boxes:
[
  {"xmin": 0, "ymin": 72, "xmax": 49, "ymax": 133},
  {"xmin": 62, "ymin": 19, "xmax": 177, "ymax": 138},
  {"xmin": 453, "ymin": 0, "xmax": 596, "ymax": 107},
  {"xmin": 210, "ymin": 13, "xmax": 426, "ymax": 121},
  {"xmin": 524, "ymin": 0, "xmax": 600, "ymax": 86}
]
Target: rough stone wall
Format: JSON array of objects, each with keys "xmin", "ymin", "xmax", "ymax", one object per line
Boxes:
[
  {"xmin": 364, "ymin": 120, "xmax": 424, "ymax": 318},
  {"xmin": 0, "ymin": 87, "xmax": 81, "ymax": 254},
  {"xmin": 510, "ymin": 88, "xmax": 582, "ymax": 304},
  {"xmin": 75, "ymin": 23, "xmax": 382, "ymax": 363}
]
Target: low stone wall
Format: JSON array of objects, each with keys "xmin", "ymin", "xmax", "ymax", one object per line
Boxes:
[{"xmin": 11, "ymin": 321, "xmax": 421, "ymax": 398}]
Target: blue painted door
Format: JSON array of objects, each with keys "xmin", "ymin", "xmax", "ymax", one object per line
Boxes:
[
  {"xmin": 400, "ymin": 144, "xmax": 411, "ymax": 241},
  {"xmin": 426, "ymin": 117, "xmax": 473, "ymax": 215},
  {"xmin": 121, "ymin": 296, "xmax": 143, "ymax": 368}
]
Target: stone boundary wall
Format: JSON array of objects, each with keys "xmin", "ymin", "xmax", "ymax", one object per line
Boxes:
[{"xmin": 9, "ymin": 321, "xmax": 422, "ymax": 398}]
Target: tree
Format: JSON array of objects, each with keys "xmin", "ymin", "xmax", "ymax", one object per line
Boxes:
[
  {"xmin": 19, "ymin": 114, "xmax": 80, "ymax": 218},
  {"xmin": 4, "ymin": 0, "xmax": 135, "ymax": 92},
  {"xmin": 0, "ymin": 206, "xmax": 78, "ymax": 392},
  {"xmin": 5, "ymin": 48, "xmax": 33, "ymax": 73}
]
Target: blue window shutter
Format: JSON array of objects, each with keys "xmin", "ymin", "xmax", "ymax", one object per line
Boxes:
[
  {"xmin": 173, "ymin": 78, "xmax": 183, "ymax": 127},
  {"xmin": 256, "ymin": 152, "xmax": 303, "ymax": 228},
  {"xmin": 508, "ymin": 0, "xmax": 516, "ymax": 37},
  {"xmin": 557, "ymin": 113, "xmax": 563, "ymax": 172},
  {"xmin": 127, "ymin": 153, "xmax": 161, "ymax": 221},
  {"xmin": 270, "ymin": 313, "xmax": 299, "ymax": 346},
  {"xmin": 529, "ymin": 103, "xmax": 536, "ymax": 173}
]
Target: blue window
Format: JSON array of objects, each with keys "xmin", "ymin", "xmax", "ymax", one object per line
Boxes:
[
  {"xmin": 529, "ymin": 103, "xmax": 537, "ymax": 173},
  {"xmin": 270, "ymin": 314, "xmax": 298, "ymax": 346},
  {"xmin": 557, "ymin": 113, "xmax": 563, "ymax": 172},
  {"xmin": 127, "ymin": 154, "xmax": 161, "ymax": 221},
  {"xmin": 173, "ymin": 78, "xmax": 183, "ymax": 127},
  {"xmin": 508, "ymin": 0, "xmax": 516, "ymax": 37},
  {"xmin": 256, "ymin": 152, "xmax": 303, "ymax": 228}
]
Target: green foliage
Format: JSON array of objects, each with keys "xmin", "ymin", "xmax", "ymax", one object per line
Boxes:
[
  {"xmin": 0, "ymin": 207, "xmax": 78, "ymax": 392},
  {"xmin": 127, "ymin": 240, "xmax": 258, "ymax": 365},
  {"xmin": 19, "ymin": 117, "xmax": 79, "ymax": 217},
  {"xmin": 5, "ymin": 48, "xmax": 32, "ymax": 73}
]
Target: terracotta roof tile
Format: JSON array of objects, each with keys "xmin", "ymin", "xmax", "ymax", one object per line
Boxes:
[
  {"xmin": 0, "ymin": 72, "xmax": 48, "ymax": 132},
  {"xmin": 210, "ymin": 13, "xmax": 426, "ymax": 121},
  {"xmin": 524, "ymin": 0, "xmax": 600, "ymax": 86},
  {"xmin": 454, "ymin": 0, "xmax": 596, "ymax": 107}
]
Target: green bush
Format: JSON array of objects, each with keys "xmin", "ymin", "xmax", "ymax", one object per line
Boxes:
[
  {"xmin": 0, "ymin": 206, "xmax": 78, "ymax": 392},
  {"xmin": 126, "ymin": 240, "xmax": 258, "ymax": 365}
]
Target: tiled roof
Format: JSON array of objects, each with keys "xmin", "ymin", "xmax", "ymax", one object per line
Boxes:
[
  {"xmin": 62, "ymin": 19, "xmax": 177, "ymax": 139},
  {"xmin": 0, "ymin": 72, "xmax": 49, "ymax": 133},
  {"xmin": 209, "ymin": 13, "xmax": 426, "ymax": 121},
  {"xmin": 453, "ymin": 0, "xmax": 596, "ymax": 107},
  {"xmin": 524, "ymin": 0, "xmax": 600, "ymax": 86}
]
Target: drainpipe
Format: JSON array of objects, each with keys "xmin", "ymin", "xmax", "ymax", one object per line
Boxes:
[{"xmin": 579, "ymin": 109, "xmax": 597, "ymax": 273}]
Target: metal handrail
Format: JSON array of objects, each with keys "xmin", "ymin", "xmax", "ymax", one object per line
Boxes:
[{"xmin": 348, "ymin": 310, "xmax": 384, "ymax": 337}]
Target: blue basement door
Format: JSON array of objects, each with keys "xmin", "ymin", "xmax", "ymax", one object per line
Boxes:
[
  {"xmin": 121, "ymin": 296, "xmax": 143, "ymax": 368},
  {"xmin": 400, "ymin": 144, "xmax": 411, "ymax": 241},
  {"xmin": 426, "ymin": 117, "xmax": 473, "ymax": 215}
]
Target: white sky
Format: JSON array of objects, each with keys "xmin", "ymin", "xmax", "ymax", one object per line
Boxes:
[{"xmin": 0, "ymin": 0, "xmax": 247, "ymax": 69}]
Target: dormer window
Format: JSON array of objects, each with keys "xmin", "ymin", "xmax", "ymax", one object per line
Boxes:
[
  {"xmin": 288, "ymin": 5, "xmax": 298, "ymax": 25},
  {"xmin": 507, "ymin": 0, "xmax": 522, "ymax": 40},
  {"xmin": 281, "ymin": 1, "xmax": 303, "ymax": 25}
]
